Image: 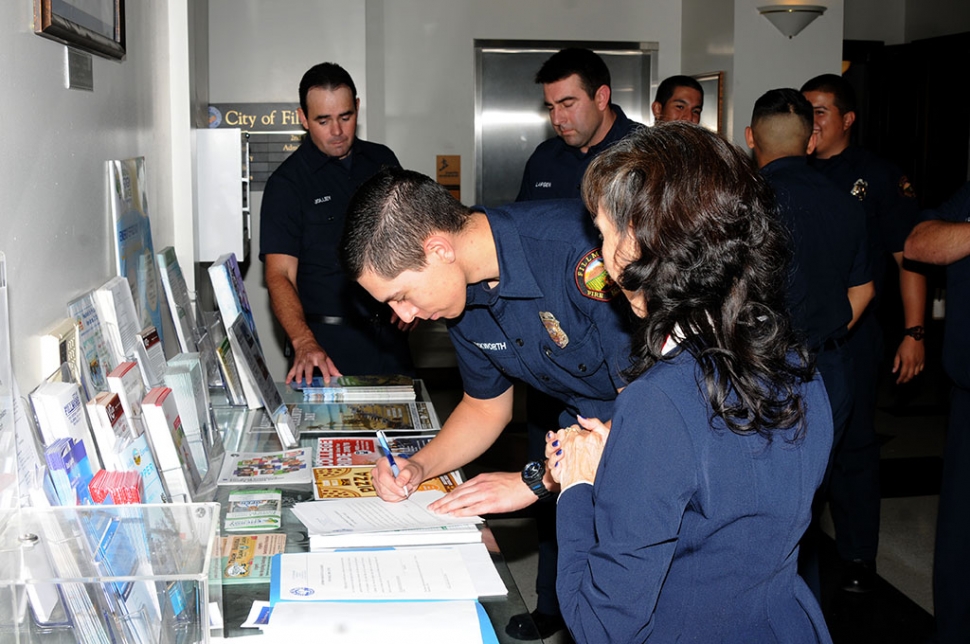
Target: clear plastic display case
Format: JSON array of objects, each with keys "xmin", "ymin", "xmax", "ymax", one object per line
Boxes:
[{"xmin": 0, "ymin": 503, "xmax": 222, "ymax": 643}]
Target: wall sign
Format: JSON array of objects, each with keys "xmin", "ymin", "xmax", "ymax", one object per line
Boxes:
[{"xmin": 436, "ymin": 155, "xmax": 461, "ymax": 201}]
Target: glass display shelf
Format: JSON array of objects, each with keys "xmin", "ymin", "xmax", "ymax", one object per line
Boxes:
[{"xmin": 0, "ymin": 503, "xmax": 221, "ymax": 643}]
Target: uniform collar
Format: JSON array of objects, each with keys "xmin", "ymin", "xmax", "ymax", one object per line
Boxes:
[
  {"xmin": 553, "ymin": 104, "xmax": 636, "ymax": 160},
  {"xmin": 467, "ymin": 207, "xmax": 543, "ymax": 305},
  {"xmin": 760, "ymin": 155, "xmax": 808, "ymax": 176},
  {"xmin": 588, "ymin": 104, "xmax": 634, "ymax": 156},
  {"xmin": 299, "ymin": 135, "xmax": 356, "ymax": 173}
]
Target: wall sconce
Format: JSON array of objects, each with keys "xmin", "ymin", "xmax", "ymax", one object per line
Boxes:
[{"xmin": 758, "ymin": 4, "xmax": 827, "ymax": 39}]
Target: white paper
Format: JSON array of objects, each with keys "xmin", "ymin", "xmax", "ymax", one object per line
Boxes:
[
  {"xmin": 292, "ymin": 490, "xmax": 482, "ymax": 536},
  {"xmin": 274, "ymin": 547, "xmax": 478, "ymax": 601},
  {"xmin": 452, "ymin": 543, "xmax": 508, "ymax": 597},
  {"xmin": 263, "ymin": 601, "xmax": 487, "ymax": 644},
  {"xmin": 240, "ymin": 600, "xmax": 272, "ymax": 628}
]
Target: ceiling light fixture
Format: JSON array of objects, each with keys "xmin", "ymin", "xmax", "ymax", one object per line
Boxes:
[{"xmin": 758, "ymin": 4, "xmax": 827, "ymax": 39}]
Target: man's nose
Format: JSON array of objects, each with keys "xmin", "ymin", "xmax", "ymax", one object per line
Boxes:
[{"xmin": 390, "ymin": 301, "xmax": 417, "ymax": 323}]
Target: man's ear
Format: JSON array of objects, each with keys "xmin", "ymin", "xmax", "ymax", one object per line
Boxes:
[
  {"xmin": 355, "ymin": 97, "xmax": 360, "ymax": 113},
  {"xmin": 424, "ymin": 234, "xmax": 456, "ymax": 264},
  {"xmin": 651, "ymin": 101, "xmax": 663, "ymax": 121},
  {"xmin": 806, "ymin": 131, "xmax": 818, "ymax": 155},
  {"xmin": 744, "ymin": 126, "xmax": 756, "ymax": 150},
  {"xmin": 842, "ymin": 110, "xmax": 856, "ymax": 133},
  {"xmin": 595, "ymin": 85, "xmax": 611, "ymax": 111},
  {"xmin": 298, "ymin": 107, "xmax": 308, "ymax": 130}
]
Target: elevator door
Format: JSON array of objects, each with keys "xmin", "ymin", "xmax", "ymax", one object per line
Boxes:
[{"xmin": 475, "ymin": 41, "xmax": 656, "ymax": 207}]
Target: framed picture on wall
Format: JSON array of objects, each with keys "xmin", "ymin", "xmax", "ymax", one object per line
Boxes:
[
  {"xmin": 34, "ymin": 0, "xmax": 126, "ymax": 60},
  {"xmin": 692, "ymin": 72, "xmax": 725, "ymax": 136}
]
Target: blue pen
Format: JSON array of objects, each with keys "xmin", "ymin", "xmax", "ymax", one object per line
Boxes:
[{"xmin": 375, "ymin": 430, "xmax": 400, "ymax": 477}]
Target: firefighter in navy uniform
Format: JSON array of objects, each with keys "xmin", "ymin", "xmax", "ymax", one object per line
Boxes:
[
  {"xmin": 260, "ymin": 62, "xmax": 414, "ymax": 387},
  {"xmin": 801, "ymin": 74, "xmax": 926, "ymax": 593},
  {"xmin": 906, "ymin": 181, "xmax": 970, "ymax": 644},
  {"xmin": 340, "ymin": 167, "xmax": 633, "ymax": 642}
]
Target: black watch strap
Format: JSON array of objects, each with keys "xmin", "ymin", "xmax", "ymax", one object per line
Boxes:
[
  {"xmin": 522, "ymin": 460, "xmax": 553, "ymax": 500},
  {"xmin": 904, "ymin": 325, "xmax": 925, "ymax": 341}
]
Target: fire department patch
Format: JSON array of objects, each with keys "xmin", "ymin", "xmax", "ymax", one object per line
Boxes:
[
  {"xmin": 575, "ymin": 249, "xmax": 618, "ymax": 301},
  {"xmin": 851, "ymin": 178, "xmax": 868, "ymax": 201},
  {"xmin": 898, "ymin": 176, "xmax": 916, "ymax": 199},
  {"xmin": 539, "ymin": 311, "xmax": 569, "ymax": 348}
]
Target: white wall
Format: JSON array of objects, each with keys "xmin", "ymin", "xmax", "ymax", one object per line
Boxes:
[
  {"xmin": 378, "ymin": 0, "xmax": 682, "ymax": 184},
  {"xmin": 681, "ymin": 0, "xmax": 735, "ymax": 137},
  {"xmin": 208, "ymin": 0, "xmax": 368, "ymax": 379},
  {"xmin": 731, "ymin": 0, "xmax": 844, "ymax": 146},
  {"xmin": 0, "ymin": 1, "xmax": 202, "ymax": 391},
  {"xmin": 905, "ymin": 0, "xmax": 970, "ymax": 42},
  {"xmin": 208, "ymin": 0, "xmax": 682, "ymax": 378},
  {"xmin": 844, "ymin": 0, "xmax": 906, "ymax": 44},
  {"xmin": 842, "ymin": 0, "xmax": 969, "ymax": 46}
]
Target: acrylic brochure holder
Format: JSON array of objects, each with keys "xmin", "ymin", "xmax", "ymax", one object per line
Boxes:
[{"xmin": 0, "ymin": 502, "xmax": 222, "ymax": 643}]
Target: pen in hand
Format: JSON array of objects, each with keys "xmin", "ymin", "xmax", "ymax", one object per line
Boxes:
[{"xmin": 376, "ymin": 430, "xmax": 409, "ymax": 497}]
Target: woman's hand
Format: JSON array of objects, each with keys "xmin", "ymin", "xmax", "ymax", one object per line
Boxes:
[{"xmin": 545, "ymin": 415, "xmax": 610, "ymax": 488}]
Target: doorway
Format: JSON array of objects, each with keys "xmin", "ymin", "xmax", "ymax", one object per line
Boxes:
[{"xmin": 474, "ymin": 40, "xmax": 657, "ymax": 207}]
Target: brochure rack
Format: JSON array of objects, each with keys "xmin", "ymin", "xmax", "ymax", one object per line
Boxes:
[{"xmin": 0, "ymin": 503, "xmax": 222, "ymax": 643}]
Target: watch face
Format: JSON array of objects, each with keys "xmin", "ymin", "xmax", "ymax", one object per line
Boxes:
[{"xmin": 523, "ymin": 461, "xmax": 543, "ymax": 480}]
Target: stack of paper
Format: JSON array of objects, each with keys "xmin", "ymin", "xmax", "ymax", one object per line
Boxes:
[
  {"xmin": 269, "ymin": 542, "xmax": 505, "ymax": 602},
  {"xmin": 259, "ymin": 600, "xmax": 499, "ymax": 644},
  {"xmin": 292, "ymin": 374, "xmax": 417, "ymax": 403},
  {"xmin": 292, "ymin": 490, "xmax": 483, "ymax": 549}
]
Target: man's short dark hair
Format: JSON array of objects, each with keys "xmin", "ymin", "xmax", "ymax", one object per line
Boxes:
[
  {"xmin": 800, "ymin": 73, "xmax": 857, "ymax": 116},
  {"xmin": 341, "ymin": 167, "xmax": 472, "ymax": 279},
  {"xmin": 654, "ymin": 75, "xmax": 704, "ymax": 107},
  {"xmin": 752, "ymin": 88, "xmax": 814, "ymax": 134},
  {"xmin": 299, "ymin": 62, "xmax": 358, "ymax": 114},
  {"xmin": 535, "ymin": 48, "xmax": 611, "ymax": 99}
]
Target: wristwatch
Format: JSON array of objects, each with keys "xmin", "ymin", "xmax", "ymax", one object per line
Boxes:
[
  {"xmin": 521, "ymin": 461, "xmax": 553, "ymax": 501},
  {"xmin": 903, "ymin": 325, "xmax": 925, "ymax": 341}
]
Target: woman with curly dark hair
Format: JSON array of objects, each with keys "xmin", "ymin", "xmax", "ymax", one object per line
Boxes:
[{"xmin": 546, "ymin": 121, "xmax": 833, "ymax": 643}]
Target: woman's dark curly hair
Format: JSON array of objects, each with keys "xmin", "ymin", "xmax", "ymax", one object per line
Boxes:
[{"xmin": 582, "ymin": 121, "xmax": 814, "ymax": 438}]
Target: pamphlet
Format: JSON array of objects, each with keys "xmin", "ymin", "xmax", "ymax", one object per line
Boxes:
[
  {"xmin": 314, "ymin": 434, "xmax": 434, "ymax": 468},
  {"xmin": 217, "ymin": 448, "xmax": 311, "ymax": 486},
  {"xmin": 287, "ymin": 401, "xmax": 439, "ymax": 433},
  {"xmin": 107, "ymin": 157, "xmax": 165, "ymax": 347},
  {"xmin": 311, "ymin": 466, "xmax": 461, "ymax": 500},
  {"xmin": 225, "ymin": 488, "xmax": 283, "ymax": 531},
  {"xmin": 220, "ymin": 533, "xmax": 286, "ymax": 584}
]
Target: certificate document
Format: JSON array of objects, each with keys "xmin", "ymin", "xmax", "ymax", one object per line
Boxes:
[{"xmin": 271, "ymin": 547, "xmax": 478, "ymax": 602}]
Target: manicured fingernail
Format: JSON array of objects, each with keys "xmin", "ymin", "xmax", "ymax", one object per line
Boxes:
[
  {"xmin": 552, "ymin": 440, "xmax": 559, "ymax": 447},
  {"xmin": 577, "ymin": 415, "xmax": 586, "ymax": 421},
  {"xmin": 546, "ymin": 431, "xmax": 554, "ymax": 439},
  {"xmin": 556, "ymin": 449, "xmax": 562, "ymax": 456},
  {"xmin": 555, "ymin": 461, "xmax": 559, "ymax": 467}
]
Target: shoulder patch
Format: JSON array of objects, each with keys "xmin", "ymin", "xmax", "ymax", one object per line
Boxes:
[
  {"xmin": 575, "ymin": 249, "xmax": 619, "ymax": 301},
  {"xmin": 898, "ymin": 176, "xmax": 917, "ymax": 199}
]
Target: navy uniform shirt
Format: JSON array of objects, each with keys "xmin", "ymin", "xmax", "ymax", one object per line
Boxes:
[
  {"xmin": 516, "ymin": 105, "xmax": 641, "ymax": 202},
  {"xmin": 260, "ymin": 136, "xmax": 400, "ymax": 320},
  {"xmin": 448, "ymin": 199, "xmax": 633, "ymax": 422},
  {"xmin": 919, "ymin": 181, "xmax": 970, "ymax": 389},
  {"xmin": 811, "ymin": 145, "xmax": 919, "ymax": 301},
  {"xmin": 762, "ymin": 156, "xmax": 871, "ymax": 347}
]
